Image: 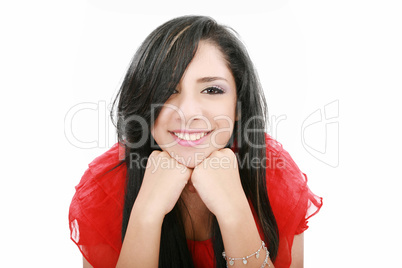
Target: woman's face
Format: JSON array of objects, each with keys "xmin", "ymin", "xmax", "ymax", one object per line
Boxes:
[{"xmin": 151, "ymin": 41, "xmax": 238, "ymax": 168}]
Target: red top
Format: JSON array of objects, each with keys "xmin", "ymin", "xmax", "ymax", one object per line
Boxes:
[{"xmin": 69, "ymin": 133, "xmax": 322, "ymax": 268}]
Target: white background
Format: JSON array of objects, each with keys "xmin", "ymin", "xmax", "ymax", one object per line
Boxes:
[{"xmin": 1, "ymin": 0, "xmax": 401, "ymax": 267}]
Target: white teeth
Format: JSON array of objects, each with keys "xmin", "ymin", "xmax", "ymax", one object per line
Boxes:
[
  {"xmin": 189, "ymin": 133, "xmax": 196, "ymax": 140},
  {"xmin": 174, "ymin": 132, "xmax": 209, "ymax": 141}
]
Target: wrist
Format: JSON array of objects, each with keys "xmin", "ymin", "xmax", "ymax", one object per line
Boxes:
[
  {"xmin": 132, "ymin": 201, "xmax": 165, "ymax": 226},
  {"xmin": 216, "ymin": 201, "xmax": 254, "ymax": 228},
  {"xmin": 217, "ymin": 204, "xmax": 271, "ymax": 267}
]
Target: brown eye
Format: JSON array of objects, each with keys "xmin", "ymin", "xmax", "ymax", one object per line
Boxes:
[{"xmin": 202, "ymin": 86, "xmax": 224, "ymax": 94}]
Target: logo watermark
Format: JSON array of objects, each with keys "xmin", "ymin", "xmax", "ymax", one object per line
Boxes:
[
  {"xmin": 129, "ymin": 151, "xmax": 286, "ymax": 172},
  {"xmin": 301, "ymin": 100, "xmax": 339, "ymax": 167}
]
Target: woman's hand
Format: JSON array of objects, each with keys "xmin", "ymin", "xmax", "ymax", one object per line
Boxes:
[
  {"xmin": 134, "ymin": 150, "xmax": 192, "ymax": 219},
  {"xmin": 190, "ymin": 148, "xmax": 249, "ymax": 221}
]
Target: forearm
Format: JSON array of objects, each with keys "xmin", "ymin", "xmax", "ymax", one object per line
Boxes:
[
  {"xmin": 116, "ymin": 204, "xmax": 164, "ymax": 268},
  {"xmin": 217, "ymin": 202, "xmax": 275, "ymax": 267}
]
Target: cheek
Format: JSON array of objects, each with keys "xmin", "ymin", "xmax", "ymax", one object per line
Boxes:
[
  {"xmin": 213, "ymin": 104, "xmax": 237, "ymax": 126},
  {"xmin": 150, "ymin": 126, "xmax": 156, "ymax": 139},
  {"xmin": 150, "ymin": 116, "xmax": 164, "ymax": 142},
  {"xmin": 150, "ymin": 106, "xmax": 178, "ymax": 146},
  {"xmin": 151, "ymin": 107, "xmax": 171, "ymax": 134},
  {"xmin": 211, "ymin": 111, "xmax": 236, "ymax": 146}
]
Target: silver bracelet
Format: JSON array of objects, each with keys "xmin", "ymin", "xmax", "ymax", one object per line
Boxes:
[{"xmin": 222, "ymin": 240, "xmax": 270, "ymax": 267}]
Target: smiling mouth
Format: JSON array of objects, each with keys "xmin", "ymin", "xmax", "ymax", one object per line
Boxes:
[{"xmin": 170, "ymin": 131, "xmax": 212, "ymax": 141}]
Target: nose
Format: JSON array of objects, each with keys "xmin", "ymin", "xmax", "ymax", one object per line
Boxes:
[{"xmin": 173, "ymin": 91, "xmax": 208, "ymax": 128}]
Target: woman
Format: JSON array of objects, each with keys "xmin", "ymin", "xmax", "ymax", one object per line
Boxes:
[{"xmin": 69, "ymin": 15, "xmax": 322, "ymax": 268}]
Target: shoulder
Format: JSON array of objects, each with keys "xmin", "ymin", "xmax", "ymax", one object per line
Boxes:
[
  {"xmin": 69, "ymin": 143, "xmax": 127, "ymax": 268},
  {"xmin": 70, "ymin": 142, "xmax": 127, "ymax": 219},
  {"xmin": 73, "ymin": 142, "xmax": 127, "ymax": 199},
  {"xmin": 264, "ymin": 133, "xmax": 322, "ymax": 234}
]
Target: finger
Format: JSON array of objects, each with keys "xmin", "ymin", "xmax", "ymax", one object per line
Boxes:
[
  {"xmin": 150, "ymin": 150, "xmax": 162, "ymax": 157},
  {"xmin": 158, "ymin": 151, "xmax": 170, "ymax": 158}
]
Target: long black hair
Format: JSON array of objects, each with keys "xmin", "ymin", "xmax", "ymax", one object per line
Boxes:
[{"xmin": 111, "ymin": 15, "xmax": 279, "ymax": 267}]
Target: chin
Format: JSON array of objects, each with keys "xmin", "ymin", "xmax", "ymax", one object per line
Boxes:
[
  {"xmin": 183, "ymin": 162, "xmax": 197, "ymax": 169},
  {"xmin": 165, "ymin": 148, "xmax": 209, "ymax": 168},
  {"xmin": 174, "ymin": 154, "xmax": 205, "ymax": 169}
]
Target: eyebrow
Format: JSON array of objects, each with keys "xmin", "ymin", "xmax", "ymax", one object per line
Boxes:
[{"xmin": 196, "ymin": 76, "xmax": 228, "ymax": 83}]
